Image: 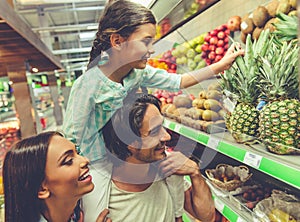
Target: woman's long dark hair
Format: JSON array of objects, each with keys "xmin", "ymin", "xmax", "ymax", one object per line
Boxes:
[
  {"xmin": 3, "ymin": 131, "xmax": 63, "ymax": 222},
  {"xmin": 88, "ymin": 0, "xmax": 156, "ymax": 68}
]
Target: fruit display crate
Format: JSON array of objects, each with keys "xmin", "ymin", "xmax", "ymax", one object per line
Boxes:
[
  {"xmin": 210, "ymin": 184, "xmax": 255, "ymax": 222},
  {"xmin": 163, "ymin": 118, "xmax": 300, "ymax": 190}
]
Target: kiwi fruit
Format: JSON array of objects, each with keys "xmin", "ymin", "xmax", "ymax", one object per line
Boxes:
[
  {"xmin": 288, "ymin": 10, "xmax": 297, "ymax": 16},
  {"xmin": 252, "ymin": 27, "xmax": 263, "ymax": 40},
  {"xmin": 266, "ymin": 0, "xmax": 280, "ymax": 17},
  {"xmin": 264, "ymin": 18, "xmax": 278, "ymax": 32},
  {"xmin": 240, "ymin": 31, "xmax": 247, "ymax": 44},
  {"xmin": 289, "ymin": 0, "xmax": 297, "ymax": 9},
  {"xmin": 276, "ymin": 2, "xmax": 291, "ymax": 14},
  {"xmin": 252, "ymin": 6, "xmax": 270, "ymax": 27},
  {"xmin": 241, "ymin": 18, "xmax": 255, "ymax": 34}
]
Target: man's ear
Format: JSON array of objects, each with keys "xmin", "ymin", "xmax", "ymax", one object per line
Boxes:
[
  {"xmin": 38, "ymin": 182, "xmax": 50, "ymax": 199},
  {"xmin": 110, "ymin": 33, "xmax": 124, "ymax": 49}
]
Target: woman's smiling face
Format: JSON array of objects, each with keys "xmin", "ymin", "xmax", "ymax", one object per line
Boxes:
[{"xmin": 42, "ymin": 135, "xmax": 94, "ymax": 200}]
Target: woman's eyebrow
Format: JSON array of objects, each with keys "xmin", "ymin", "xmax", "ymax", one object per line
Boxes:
[{"xmin": 57, "ymin": 149, "xmax": 73, "ymax": 163}]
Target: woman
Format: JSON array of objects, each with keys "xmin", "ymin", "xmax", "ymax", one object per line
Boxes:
[{"xmin": 3, "ymin": 131, "xmax": 111, "ymax": 222}]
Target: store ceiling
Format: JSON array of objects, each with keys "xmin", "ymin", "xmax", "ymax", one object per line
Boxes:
[
  {"xmin": 0, "ymin": 0, "xmax": 158, "ymax": 76},
  {"xmin": 11, "ymin": 0, "xmax": 107, "ymax": 73}
]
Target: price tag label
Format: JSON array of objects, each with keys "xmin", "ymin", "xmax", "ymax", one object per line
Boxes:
[
  {"xmin": 207, "ymin": 136, "xmax": 220, "ymax": 150},
  {"xmin": 214, "ymin": 198, "xmax": 224, "ymax": 212},
  {"xmin": 174, "ymin": 124, "xmax": 181, "ymax": 132},
  {"xmin": 236, "ymin": 217, "xmax": 246, "ymax": 222},
  {"xmin": 163, "ymin": 119, "xmax": 170, "ymax": 127},
  {"xmin": 243, "ymin": 152, "xmax": 262, "ymax": 168}
]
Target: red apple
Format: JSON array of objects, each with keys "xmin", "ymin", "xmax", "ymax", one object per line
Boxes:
[
  {"xmin": 189, "ymin": 94, "xmax": 195, "ymax": 100},
  {"xmin": 224, "ymin": 43, "xmax": 229, "ymax": 50},
  {"xmin": 204, "ymin": 34, "xmax": 211, "ymax": 43},
  {"xmin": 224, "ymin": 37, "xmax": 229, "ymax": 43},
  {"xmin": 208, "ymin": 51, "xmax": 216, "ymax": 60},
  {"xmin": 217, "ymin": 39, "xmax": 225, "ymax": 47},
  {"xmin": 205, "ymin": 58, "xmax": 212, "ymax": 65},
  {"xmin": 217, "ymin": 31, "xmax": 225, "ymax": 39},
  {"xmin": 210, "ymin": 30, "xmax": 218, "ymax": 36},
  {"xmin": 208, "ymin": 44, "xmax": 216, "ymax": 52},
  {"xmin": 215, "ymin": 47, "xmax": 224, "ymax": 55},
  {"xmin": 201, "ymin": 43, "xmax": 209, "ymax": 52},
  {"xmin": 209, "ymin": 36, "xmax": 218, "ymax": 45},
  {"xmin": 201, "ymin": 51, "xmax": 207, "ymax": 59},
  {"xmin": 215, "ymin": 55, "xmax": 223, "ymax": 62}
]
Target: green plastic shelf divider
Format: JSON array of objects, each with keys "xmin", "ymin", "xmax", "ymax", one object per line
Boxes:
[
  {"xmin": 217, "ymin": 141, "xmax": 246, "ymax": 162},
  {"xmin": 179, "ymin": 126, "xmax": 209, "ymax": 145},
  {"xmin": 259, "ymin": 158, "xmax": 300, "ymax": 189},
  {"xmin": 163, "ymin": 120, "xmax": 209, "ymax": 145},
  {"xmin": 164, "ymin": 119, "xmax": 300, "ymax": 190},
  {"xmin": 222, "ymin": 205, "xmax": 239, "ymax": 222}
]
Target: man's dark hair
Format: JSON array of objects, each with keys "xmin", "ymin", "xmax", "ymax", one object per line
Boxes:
[{"xmin": 102, "ymin": 94, "xmax": 161, "ymax": 162}]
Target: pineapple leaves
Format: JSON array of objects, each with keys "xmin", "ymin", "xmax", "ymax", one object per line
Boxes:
[
  {"xmin": 222, "ymin": 30, "xmax": 272, "ymax": 104},
  {"xmin": 258, "ymin": 38, "xmax": 299, "ymax": 100}
]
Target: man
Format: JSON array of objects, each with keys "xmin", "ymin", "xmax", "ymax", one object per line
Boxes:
[{"xmin": 81, "ymin": 94, "xmax": 215, "ymax": 222}]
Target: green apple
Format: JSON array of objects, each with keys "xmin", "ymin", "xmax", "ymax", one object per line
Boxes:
[
  {"xmin": 194, "ymin": 54, "xmax": 202, "ymax": 63},
  {"xmin": 186, "ymin": 49, "xmax": 196, "ymax": 58},
  {"xmin": 171, "ymin": 48, "xmax": 180, "ymax": 57},
  {"xmin": 188, "ymin": 59, "xmax": 197, "ymax": 70},
  {"xmin": 181, "ymin": 56, "xmax": 187, "ymax": 64},
  {"xmin": 195, "ymin": 44, "xmax": 202, "ymax": 53},
  {"xmin": 195, "ymin": 60, "xmax": 206, "ymax": 69}
]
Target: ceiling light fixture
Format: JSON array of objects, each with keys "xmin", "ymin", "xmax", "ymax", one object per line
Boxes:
[{"xmin": 130, "ymin": 0, "xmax": 154, "ymax": 8}]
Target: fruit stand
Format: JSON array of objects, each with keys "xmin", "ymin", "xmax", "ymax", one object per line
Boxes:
[{"xmin": 149, "ymin": 0, "xmax": 300, "ymax": 221}]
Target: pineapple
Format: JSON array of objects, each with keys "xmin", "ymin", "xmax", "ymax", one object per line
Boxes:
[
  {"xmin": 258, "ymin": 39, "xmax": 300, "ymax": 154},
  {"xmin": 220, "ymin": 30, "xmax": 272, "ymax": 142}
]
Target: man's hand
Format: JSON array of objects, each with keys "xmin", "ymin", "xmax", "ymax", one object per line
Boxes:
[
  {"xmin": 158, "ymin": 151, "xmax": 199, "ymax": 177},
  {"xmin": 96, "ymin": 209, "xmax": 112, "ymax": 222}
]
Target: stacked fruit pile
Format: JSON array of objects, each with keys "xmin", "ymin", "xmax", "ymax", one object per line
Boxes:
[
  {"xmin": 152, "ymin": 89, "xmax": 183, "ymax": 105},
  {"xmin": 161, "ymin": 82, "xmax": 227, "ymax": 133},
  {"xmin": 171, "ymin": 33, "xmax": 207, "ymax": 72},
  {"xmin": 220, "ymin": 28, "xmax": 299, "ymax": 154},
  {"xmin": 239, "ymin": 0, "xmax": 297, "ymax": 42},
  {"xmin": 184, "ymin": 0, "xmax": 215, "ymax": 19},
  {"xmin": 201, "ymin": 24, "xmax": 230, "ymax": 65},
  {"xmin": 240, "ymin": 187, "xmax": 272, "ymax": 209},
  {"xmin": 148, "ymin": 48, "xmax": 177, "ymax": 73}
]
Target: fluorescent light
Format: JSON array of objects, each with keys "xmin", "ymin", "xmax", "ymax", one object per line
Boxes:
[
  {"xmin": 130, "ymin": 0, "xmax": 153, "ymax": 7},
  {"xmin": 79, "ymin": 32, "xmax": 96, "ymax": 40},
  {"xmin": 32, "ymin": 67, "xmax": 39, "ymax": 73},
  {"xmin": 87, "ymin": 25, "xmax": 98, "ymax": 30}
]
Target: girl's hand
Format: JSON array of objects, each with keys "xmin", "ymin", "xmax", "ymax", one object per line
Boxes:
[
  {"xmin": 96, "ymin": 209, "xmax": 112, "ymax": 222},
  {"xmin": 212, "ymin": 44, "xmax": 244, "ymax": 74}
]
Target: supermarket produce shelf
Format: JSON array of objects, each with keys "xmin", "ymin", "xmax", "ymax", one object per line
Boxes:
[
  {"xmin": 0, "ymin": 111, "xmax": 16, "ymax": 122},
  {"xmin": 163, "ymin": 118, "xmax": 300, "ymax": 190}
]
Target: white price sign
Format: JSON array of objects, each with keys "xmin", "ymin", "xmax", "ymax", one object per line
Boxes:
[
  {"xmin": 243, "ymin": 152, "xmax": 262, "ymax": 168},
  {"xmin": 214, "ymin": 198, "xmax": 225, "ymax": 212},
  {"xmin": 207, "ymin": 136, "xmax": 220, "ymax": 150},
  {"xmin": 236, "ymin": 217, "xmax": 246, "ymax": 222},
  {"xmin": 163, "ymin": 119, "xmax": 170, "ymax": 127},
  {"xmin": 174, "ymin": 124, "xmax": 181, "ymax": 132}
]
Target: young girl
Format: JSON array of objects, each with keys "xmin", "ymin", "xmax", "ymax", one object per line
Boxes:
[{"xmin": 3, "ymin": 131, "xmax": 111, "ymax": 222}]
